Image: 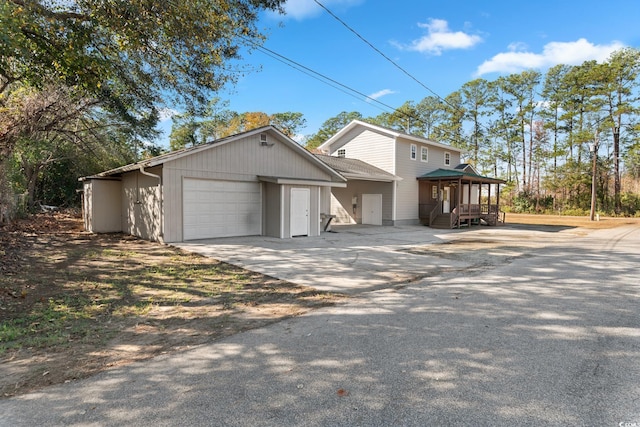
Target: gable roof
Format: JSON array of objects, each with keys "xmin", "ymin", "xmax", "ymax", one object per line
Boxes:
[
  {"xmin": 454, "ymin": 163, "xmax": 480, "ymax": 174},
  {"xmin": 315, "ymin": 154, "xmax": 402, "ymax": 182},
  {"xmin": 317, "ymin": 120, "xmax": 463, "ymax": 153},
  {"xmin": 82, "ymin": 126, "xmax": 346, "ymax": 182},
  {"xmin": 417, "ymin": 168, "xmax": 505, "ymax": 184}
]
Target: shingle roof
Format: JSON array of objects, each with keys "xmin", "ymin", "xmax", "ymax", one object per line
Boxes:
[{"xmin": 315, "ymin": 154, "xmax": 401, "ymax": 182}]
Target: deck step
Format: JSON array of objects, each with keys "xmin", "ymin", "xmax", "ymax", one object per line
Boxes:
[{"xmin": 430, "ymin": 214, "xmax": 452, "ymax": 229}]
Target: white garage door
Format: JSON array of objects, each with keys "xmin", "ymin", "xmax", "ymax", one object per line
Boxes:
[{"xmin": 183, "ymin": 178, "xmax": 262, "ymax": 240}]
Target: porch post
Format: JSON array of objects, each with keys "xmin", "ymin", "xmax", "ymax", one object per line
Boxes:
[
  {"xmin": 457, "ymin": 178, "xmax": 462, "ymax": 228},
  {"xmin": 467, "ymin": 179, "xmax": 472, "ymax": 221},
  {"xmin": 496, "ymin": 183, "xmax": 501, "ymax": 223}
]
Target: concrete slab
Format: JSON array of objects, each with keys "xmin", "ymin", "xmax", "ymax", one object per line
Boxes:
[
  {"xmin": 174, "ymin": 225, "xmax": 466, "ymax": 294},
  {"xmin": 173, "ymin": 224, "xmax": 583, "ymax": 294}
]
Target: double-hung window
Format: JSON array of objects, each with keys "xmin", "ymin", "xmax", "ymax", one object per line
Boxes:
[{"xmin": 421, "ymin": 147, "xmax": 428, "ymax": 162}]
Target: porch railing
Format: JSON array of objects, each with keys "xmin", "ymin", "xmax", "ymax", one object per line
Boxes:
[
  {"xmin": 429, "ymin": 203, "xmax": 441, "ymax": 226},
  {"xmin": 458, "ymin": 204, "xmax": 481, "ymax": 217},
  {"xmin": 450, "ymin": 209, "xmax": 459, "ymax": 228}
]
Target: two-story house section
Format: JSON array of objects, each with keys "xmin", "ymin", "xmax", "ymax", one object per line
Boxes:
[{"xmin": 317, "ymin": 120, "xmax": 463, "ymax": 226}]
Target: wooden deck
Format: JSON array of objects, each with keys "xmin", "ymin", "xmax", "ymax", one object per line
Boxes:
[{"xmin": 419, "ymin": 204, "xmax": 505, "ymax": 229}]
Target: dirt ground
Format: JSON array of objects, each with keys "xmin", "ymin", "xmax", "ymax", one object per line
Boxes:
[
  {"xmin": 0, "ymin": 212, "xmax": 343, "ymax": 398},
  {"xmin": 505, "ymin": 212, "xmax": 640, "ymax": 229},
  {"xmin": 1, "ymin": 212, "xmax": 638, "ymax": 398}
]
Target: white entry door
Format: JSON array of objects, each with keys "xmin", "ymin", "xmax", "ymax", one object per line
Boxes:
[
  {"xmin": 362, "ymin": 194, "xmax": 383, "ymax": 225},
  {"xmin": 442, "ymin": 186, "xmax": 451, "ymax": 214},
  {"xmin": 290, "ymin": 188, "xmax": 310, "ymax": 237}
]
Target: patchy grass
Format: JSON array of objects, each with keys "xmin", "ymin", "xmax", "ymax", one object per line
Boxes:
[
  {"xmin": 0, "ymin": 212, "xmax": 345, "ymax": 397},
  {"xmin": 505, "ymin": 213, "xmax": 640, "ymax": 229}
]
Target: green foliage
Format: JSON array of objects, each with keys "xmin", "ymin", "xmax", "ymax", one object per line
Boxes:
[
  {"xmin": 620, "ymin": 192, "xmax": 640, "ymax": 216},
  {"xmin": 0, "ymin": 0, "xmax": 286, "ymax": 160},
  {"xmin": 305, "ymin": 111, "xmax": 363, "ymax": 150},
  {"xmin": 169, "ymin": 100, "xmax": 306, "ymax": 151}
]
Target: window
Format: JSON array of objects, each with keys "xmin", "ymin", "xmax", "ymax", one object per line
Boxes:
[
  {"xmin": 410, "ymin": 144, "xmax": 417, "ymax": 160},
  {"xmin": 444, "ymin": 151, "xmax": 451, "ymax": 166},
  {"xmin": 432, "ymin": 185, "xmax": 438, "ymax": 199},
  {"xmin": 337, "ymin": 149, "xmax": 346, "ymax": 158},
  {"xmin": 421, "ymin": 146, "xmax": 428, "ymax": 162}
]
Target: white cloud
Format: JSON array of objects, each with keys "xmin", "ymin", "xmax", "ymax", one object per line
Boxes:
[
  {"xmin": 476, "ymin": 38, "xmax": 625, "ymax": 76},
  {"xmin": 278, "ymin": 0, "xmax": 362, "ymax": 20},
  {"xmin": 394, "ymin": 18, "xmax": 483, "ymax": 55},
  {"xmin": 367, "ymin": 88, "xmax": 396, "ymax": 101}
]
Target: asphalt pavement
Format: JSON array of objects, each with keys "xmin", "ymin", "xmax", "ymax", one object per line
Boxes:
[{"xmin": 1, "ymin": 224, "xmax": 639, "ymax": 426}]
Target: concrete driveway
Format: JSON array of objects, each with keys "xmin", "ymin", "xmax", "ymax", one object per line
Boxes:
[
  {"xmin": 174, "ymin": 224, "xmax": 555, "ymax": 294},
  {"xmin": 2, "ymin": 224, "xmax": 639, "ymax": 426}
]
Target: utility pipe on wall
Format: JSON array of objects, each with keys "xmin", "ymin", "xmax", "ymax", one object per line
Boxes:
[{"xmin": 139, "ymin": 165, "xmax": 163, "ymax": 240}]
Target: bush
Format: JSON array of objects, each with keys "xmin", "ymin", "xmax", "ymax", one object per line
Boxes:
[{"xmin": 561, "ymin": 208, "xmax": 590, "ymax": 216}]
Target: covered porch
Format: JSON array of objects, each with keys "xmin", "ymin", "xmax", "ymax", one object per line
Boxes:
[{"xmin": 417, "ymin": 166, "xmax": 505, "ymax": 229}]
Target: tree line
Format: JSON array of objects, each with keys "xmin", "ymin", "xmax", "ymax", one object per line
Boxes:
[
  {"xmin": 305, "ymin": 48, "xmax": 640, "ymax": 216},
  {"xmin": 0, "ymin": 0, "xmax": 286, "ymax": 220},
  {"xmin": 1, "ymin": 0, "xmax": 637, "ymax": 219}
]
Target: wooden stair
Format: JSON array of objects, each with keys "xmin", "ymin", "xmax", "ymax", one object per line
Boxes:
[{"xmin": 430, "ymin": 214, "xmax": 452, "ymax": 229}]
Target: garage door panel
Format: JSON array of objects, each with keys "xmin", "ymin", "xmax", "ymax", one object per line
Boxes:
[{"xmin": 183, "ymin": 178, "xmax": 261, "ymax": 240}]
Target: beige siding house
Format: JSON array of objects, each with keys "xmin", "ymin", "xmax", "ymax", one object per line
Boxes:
[
  {"xmin": 81, "ymin": 126, "xmax": 346, "ymax": 243},
  {"xmin": 317, "ymin": 120, "xmax": 463, "ymax": 226}
]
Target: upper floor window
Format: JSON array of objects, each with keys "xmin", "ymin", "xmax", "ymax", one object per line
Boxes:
[
  {"xmin": 410, "ymin": 144, "xmax": 417, "ymax": 160},
  {"xmin": 421, "ymin": 146, "xmax": 428, "ymax": 162},
  {"xmin": 444, "ymin": 151, "xmax": 451, "ymax": 166},
  {"xmin": 337, "ymin": 149, "xmax": 346, "ymax": 158}
]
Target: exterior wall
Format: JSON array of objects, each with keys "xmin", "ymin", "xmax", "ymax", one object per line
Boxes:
[
  {"xmin": 331, "ymin": 180, "xmax": 393, "ymax": 225},
  {"xmin": 162, "ymin": 131, "xmax": 333, "ymax": 242},
  {"xmin": 326, "ymin": 125, "xmax": 462, "ymax": 225},
  {"xmin": 329, "ymin": 129, "xmax": 395, "ymax": 173},
  {"xmin": 394, "ymin": 137, "xmax": 462, "ymax": 222},
  {"xmin": 83, "ymin": 179, "xmax": 122, "ymax": 233},
  {"xmin": 121, "ymin": 166, "xmax": 162, "ymax": 241},
  {"xmin": 263, "ymin": 182, "xmax": 281, "ymax": 238}
]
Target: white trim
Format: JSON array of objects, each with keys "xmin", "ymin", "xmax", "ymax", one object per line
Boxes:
[
  {"xmin": 410, "ymin": 144, "xmax": 417, "ymax": 160},
  {"xmin": 421, "ymin": 146, "xmax": 429, "ymax": 163},
  {"xmin": 340, "ymin": 173, "xmax": 402, "ymax": 182},
  {"xmin": 392, "ymin": 181, "xmax": 397, "ymax": 222},
  {"xmin": 317, "ymin": 120, "xmax": 463, "ymax": 153},
  {"xmin": 280, "ymin": 185, "xmax": 285, "ymax": 238},
  {"xmin": 258, "ymin": 176, "xmax": 346, "ymax": 187}
]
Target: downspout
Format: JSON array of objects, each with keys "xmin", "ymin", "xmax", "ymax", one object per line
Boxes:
[{"xmin": 139, "ymin": 166, "xmax": 163, "ymax": 241}]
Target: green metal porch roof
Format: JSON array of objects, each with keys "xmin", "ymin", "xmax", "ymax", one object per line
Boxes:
[{"xmin": 417, "ymin": 168, "xmax": 505, "ymax": 184}]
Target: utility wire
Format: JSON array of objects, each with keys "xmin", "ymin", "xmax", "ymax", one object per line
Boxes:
[
  {"xmin": 242, "ymin": 37, "xmax": 400, "ymax": 114},
  {"xmin": 313, "ymin": 0, "xmax": 447, "ymax": 104},
  {"xmin": 313, "ymin": 0, "xmax": 493, "ymax": 144}
]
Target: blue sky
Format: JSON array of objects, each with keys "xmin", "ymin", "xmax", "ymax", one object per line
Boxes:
[{"xmin": 157, "ymin": 0, "xmax": 639, "ymax": 146}]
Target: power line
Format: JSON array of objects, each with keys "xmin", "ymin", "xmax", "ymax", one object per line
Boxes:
[
  {"xmin": 312, "ymin": 0, "xmax": 493, "ymax": 144},
  {"xmin": 312, "ymin": 0, "xmax": 447, "ymax": 104},
  {"xmin": 242, "ymin": 37, "xmax": 400, "ymax": 114}
]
